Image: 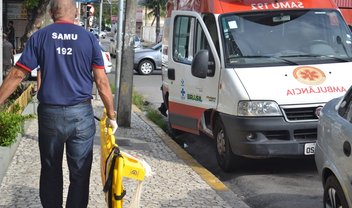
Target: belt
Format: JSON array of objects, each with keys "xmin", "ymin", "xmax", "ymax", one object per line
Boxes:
[
  {"xmin": 40, "ymin": 99, "xmax": 91, "ymax": 107},
  {"xmin": 80, "ymin": 99, "xmax": 92, "ymax": 105}
]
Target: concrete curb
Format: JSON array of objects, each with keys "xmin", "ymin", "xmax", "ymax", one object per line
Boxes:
[
  {"xmin": 0, "ymin": 101, "xmax": 37, "ymax": 185},
  {"xmin": 0, "ymin": 136, "xmax": 22, "ymax": 185}
]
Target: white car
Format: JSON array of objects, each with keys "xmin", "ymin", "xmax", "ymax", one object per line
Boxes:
[
  {"xmin": 14, "ymin": 44, "xmax": 112, "ymax": 78},
  {"xmin": 90, "ymin": 28, "xmax": 106, "ymax": 39},
  {"xmin": 99, "ymin": 31, "xmax": 107, "ymax": 39},
  {"xmin": 100, "ymin": 44, "xmax": 112, "ymax": 73}
]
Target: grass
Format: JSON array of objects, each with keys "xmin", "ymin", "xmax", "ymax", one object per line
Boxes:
[
  {"xmin": 146, "ymin": 109, "xmax": 168, "ymax": 131},
  {"xmin": 110, "ymin": 85, "xmax": 168, "ymax": 132},
  {"xmin": 132, "ymin": 90, "xmax": 146, "ymax": 110},
  {"xmin": 132, "ymin": 90, "xmax": 168, "ymax": 132}
]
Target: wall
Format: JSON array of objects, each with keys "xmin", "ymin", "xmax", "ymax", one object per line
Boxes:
[{"xmin": 142, "ymin": 26, "xmax": 157, "ymax": 43}]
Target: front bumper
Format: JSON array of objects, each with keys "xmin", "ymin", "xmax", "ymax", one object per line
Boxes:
[{"xmin": 220, "ymin": 113, "xmax": 317, "ymax": 158}]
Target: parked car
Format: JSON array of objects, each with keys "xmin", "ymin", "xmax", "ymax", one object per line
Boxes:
[
  {"xmin": 99, "ymin": 30, "xmax": 107, "ymax": 39},
  {"xmin": 315, "ymin": 85, "xmax": 352, "ymax": 208},
  {"xmin": 100, "ymin": 44, "xmax": 112, "ymax": 73},
  {"xmin": 109, "ymin": 34, "xmax": 142, "ymax": 57},
  {"xmin": 108, "ymin": 36, "xmax": 116, "ymax": 57},
  {"xmin": 134, "ymin": 42, "xmax": 162, "ymax": 75},
  {"xmin": 90, "ymin": 28, "xmax": 106, "ymax": 39},
  {"xmin": 133, "ymin": 35, "xmax": 142, "ymax": 48},
  {"xmin": 13, "ymin": 43, "xmax": 112, "ymax": 78}
]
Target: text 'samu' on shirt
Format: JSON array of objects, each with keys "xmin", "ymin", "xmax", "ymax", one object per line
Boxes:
[{"xmin": 16, "ymin": 21, "xmax": 105, "ymax": 106}]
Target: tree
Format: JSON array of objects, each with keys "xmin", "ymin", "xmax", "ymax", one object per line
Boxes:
[
  {"xmin": 140, "ymin": 0, "xmax": 167, "ymax": 43},
  {"xmin": 20, "ymin": 0, "xmax": 51, "ymax": 51},
  {"xmin": 91, "ymin": 2, "xmax": 119, "ymax": 30}
]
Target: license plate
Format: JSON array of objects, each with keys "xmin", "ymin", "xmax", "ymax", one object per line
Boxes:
[{"xmin": 304, "ymin": 143, "xmax": 316, "ymax": 155}]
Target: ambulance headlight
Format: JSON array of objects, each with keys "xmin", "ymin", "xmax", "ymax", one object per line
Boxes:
[{"xmin": 238, "ymin": 101, "xmax": 282, "ymax": 116}]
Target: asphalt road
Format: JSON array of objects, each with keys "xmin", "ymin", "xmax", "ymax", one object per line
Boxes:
[{"xmin": 103, "ymin": 38, "xmax": 324, "ymax": 208}]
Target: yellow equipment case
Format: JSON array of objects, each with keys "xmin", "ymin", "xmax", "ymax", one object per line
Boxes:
[{"xmin": 99, "ymin": 112, "xmax": 151, "ymax": 208}]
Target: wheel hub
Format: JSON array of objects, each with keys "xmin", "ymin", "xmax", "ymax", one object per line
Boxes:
[
  {"xmin": 141, "ymin": 63, "xmax": 152, "ymax": 74},
  {"xmin": 217, "ymin": 129, "xmax": 226, "ymax": 156},
  {"xmin": 327, "ymin": 187, "xmax": 342, "ymax": 208}
]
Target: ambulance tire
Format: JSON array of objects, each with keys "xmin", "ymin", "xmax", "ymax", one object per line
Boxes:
[{"xmin": 214, "ymin": 117, "xmax": 242, "ymax": 172}]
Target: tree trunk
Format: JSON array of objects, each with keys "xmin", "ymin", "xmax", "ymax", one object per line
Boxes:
[
  {"xmin": 155, "ymin": 4, "xmax": 160, "ymax": 43},
  {"xmin": 19, "ymin": 0, "xmax": 50, "ymax": 52}
]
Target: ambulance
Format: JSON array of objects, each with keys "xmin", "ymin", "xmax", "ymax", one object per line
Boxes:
[
  {"xmin": 160, "ymin": 0, "xmax": 352, "ymax": 172},
  {"xmin": 335, "ymin": 0, "xmax": 352, "ymax": 25}
]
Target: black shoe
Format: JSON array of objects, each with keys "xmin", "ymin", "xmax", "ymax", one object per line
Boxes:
[{"xmin": 158, "ymin": 103, "xmax": 167, "ymax": 117}]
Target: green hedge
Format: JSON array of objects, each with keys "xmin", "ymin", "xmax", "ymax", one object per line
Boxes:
[{"xmin": 0, "ymin": 111, "xmax": 26, "ymax": 147}]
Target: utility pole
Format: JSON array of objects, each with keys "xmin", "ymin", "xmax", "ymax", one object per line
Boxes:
[
  {"xmin": 117, "ymin": 0, "xmax": 136, "ymax": 127},
  {"xmin": 99, "ymin": 0, "xmax": 103, "ymax": 34},
  {"xmin": 114, "ymin": 0, "xmax": 124, "ymax": 110}
]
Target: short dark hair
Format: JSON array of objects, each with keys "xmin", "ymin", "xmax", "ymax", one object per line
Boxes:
[{"xmin": 9, "ymin": 21, "xmax": 13, "ymax": 24}]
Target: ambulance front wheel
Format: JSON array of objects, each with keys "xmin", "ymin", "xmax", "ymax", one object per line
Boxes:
[{"xmin": 214, "ymin": 117, "xmax": 242, "ymax": 172}]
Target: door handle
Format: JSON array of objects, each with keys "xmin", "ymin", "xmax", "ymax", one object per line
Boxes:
[
  {"xmin": 343, "ymin": 141, "xmax": 351, "ymax": 157},
  {"xmin": 168, "ymin": 68, "xmax": 175, "ymax": 80}
]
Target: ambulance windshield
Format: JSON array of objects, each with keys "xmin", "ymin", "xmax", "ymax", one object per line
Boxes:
[{"xmin": 221, "ymin": 10, "xmax": 352, "ymax": 67}]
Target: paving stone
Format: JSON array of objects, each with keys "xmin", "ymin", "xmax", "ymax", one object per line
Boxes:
[{"xmin": 0, "ymin": 100, "xmax": 249, "ymax": 208}]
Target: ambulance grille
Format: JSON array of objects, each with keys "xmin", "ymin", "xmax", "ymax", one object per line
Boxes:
[
  {"xmin": 294, "ymin": 129, "xmax": 317, "ymax": 140},
  {"xmin": 282, "ymin": 107, "xmax": 319, "ymax": 121},
  {"xmin": 263, "ymin": 131, "xmax": 290, "ymax": 140}
]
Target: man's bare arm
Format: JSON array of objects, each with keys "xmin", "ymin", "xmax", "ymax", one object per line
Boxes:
[
  {"xmin": 0, "ymin": 66, "xmax": 28, "ymax": 105},
  {"xmin": 92, "ymin": 68, "xmax": 115, "ymax": 119}
]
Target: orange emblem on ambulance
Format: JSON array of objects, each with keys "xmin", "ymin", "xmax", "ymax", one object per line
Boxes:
[{"xmin": 293, "ymin": 66, "xmax": 326, "ymax": 85}]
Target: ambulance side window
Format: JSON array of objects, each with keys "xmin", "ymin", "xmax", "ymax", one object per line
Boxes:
[
  {"xmin": 195, "ymin": 22, "xmax": 209, "ymax": 52},
  {"xmin": 203, "ymin": 14, "xmax": 220, "ymax": 55},
  {"xmin": 173, "ymin": 16, "xmax": 194, "ymax": 64},
  {"xmin": 195, "ymin": 20, "xmax": 215, "ymax": 76}
]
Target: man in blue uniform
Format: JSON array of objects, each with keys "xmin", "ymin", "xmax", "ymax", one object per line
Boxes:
[{"xmin": 0, "ymin": 0, "xmax": 117, "ymax": 207}]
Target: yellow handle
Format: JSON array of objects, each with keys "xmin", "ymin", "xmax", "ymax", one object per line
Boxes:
[{"xmin": 100, "ymin": 109, "xmax": 148, "ymax": 208}]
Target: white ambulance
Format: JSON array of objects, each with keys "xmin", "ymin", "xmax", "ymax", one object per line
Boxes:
[{"xmin": 160, "ymin": 0, "xmax": 352, "ymax": 171}]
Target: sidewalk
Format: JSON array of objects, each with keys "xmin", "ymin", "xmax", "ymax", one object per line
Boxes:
[{"xmin": 0, "ymin": 99, "xmax": 249, "ymax": 208}]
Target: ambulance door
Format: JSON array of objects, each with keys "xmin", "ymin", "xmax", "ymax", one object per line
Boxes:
[{"xmin": 167, "ymin": 11, "xmax": 221, "ymax": 134}]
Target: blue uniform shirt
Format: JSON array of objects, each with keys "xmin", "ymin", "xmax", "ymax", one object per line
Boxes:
[{"xmin": 16, "ymin": 21, "xmax": 105, "ymax": 105}]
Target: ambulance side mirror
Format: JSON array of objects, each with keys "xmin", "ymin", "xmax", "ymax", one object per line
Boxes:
[{"xmin": 191, "ymin": 50, "xmax": 209, "ymax": 79}]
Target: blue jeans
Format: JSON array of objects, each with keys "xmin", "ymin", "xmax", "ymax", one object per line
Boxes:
[{"xmin": 38, "ymin": 101, "xmax": 96, "ymax": 208}]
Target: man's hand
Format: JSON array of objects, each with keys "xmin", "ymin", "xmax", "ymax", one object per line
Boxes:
[
  {"xmin": 107, "ymin": 118, "xmax": 118, "ymax": 134},
  {"xmin": 107, "ymin": 110, "xmax": 117, "ymax": 134}
]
